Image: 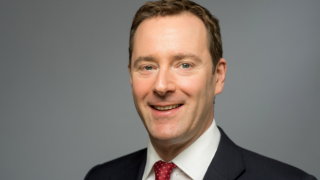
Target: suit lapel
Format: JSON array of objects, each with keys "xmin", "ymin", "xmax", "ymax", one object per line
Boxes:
[
  {"xmin": 135, "ymin": 152, "xmax": 146, "ymax": 180},
  {"xmin": 203, "ymin": 127, "xmax": 245, "ymax": 180},
  {"xmin": 116, "ymin": 149, "xmax": 147, "ymax": 180}
]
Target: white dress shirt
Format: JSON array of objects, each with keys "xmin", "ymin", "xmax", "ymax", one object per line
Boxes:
[{"xmin": 142, "ymin": 119, "xmax": 221, "ymax": 180}]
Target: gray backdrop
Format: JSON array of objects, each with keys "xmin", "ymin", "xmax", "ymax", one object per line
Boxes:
[{"xmin": 1, "ymin": 0, "xmax": 319, "ymax": 179}]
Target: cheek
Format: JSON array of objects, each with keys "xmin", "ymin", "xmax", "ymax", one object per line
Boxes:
[
  {"xmin": 132, "ymin": 78, "xmax": 154, "ymax": 100},
  {"xmin": 177, "ymin": 75, "xmax": 208, "ymax": 98}
]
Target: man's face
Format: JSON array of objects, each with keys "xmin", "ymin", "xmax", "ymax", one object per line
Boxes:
[{"xmin": 129, "ymin": 13, "xmax": 225, "ymax": 146}]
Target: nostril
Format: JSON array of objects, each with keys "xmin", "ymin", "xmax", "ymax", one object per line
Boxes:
[{"xmin": 153, "ymin": 83, "xmax": 176, "ymax": 97}]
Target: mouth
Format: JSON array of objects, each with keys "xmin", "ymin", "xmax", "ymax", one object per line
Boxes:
[{"xmin": 151, "ymin": 104, "xmax": 182, "ymax": 111}]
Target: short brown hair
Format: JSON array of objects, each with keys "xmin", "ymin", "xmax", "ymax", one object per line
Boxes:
[{"xmin": 129, "ymin": 0, "xmax": 223, "ymax": 73}]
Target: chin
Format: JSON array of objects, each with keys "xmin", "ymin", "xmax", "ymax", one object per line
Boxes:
[{"xmin": 149, "ymin": 126, "xmax": 183, "ymax": 142}]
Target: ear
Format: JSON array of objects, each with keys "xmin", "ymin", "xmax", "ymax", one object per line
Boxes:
[
  {"xmin": 128, "ymin": 63, "xmax": 133, "ymax": 86},
  {"xmin": 214, "ymin": 58, "xmax": 227, "ymax": 95}
]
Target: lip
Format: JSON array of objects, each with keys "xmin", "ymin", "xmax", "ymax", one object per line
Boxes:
[{"xmin": 150, "ymin": 104, "xmax": 183, "ymax": 118}]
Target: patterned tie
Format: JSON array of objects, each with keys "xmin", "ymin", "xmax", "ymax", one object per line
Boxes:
[{"xmin": 153, "ymin": 160, "xmax": 177, "ymax": 180}]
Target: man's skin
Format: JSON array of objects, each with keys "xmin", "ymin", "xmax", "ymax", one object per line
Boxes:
[{"xmin": 128, "ymin": 12, "xmax": 227, "ymax": 162}]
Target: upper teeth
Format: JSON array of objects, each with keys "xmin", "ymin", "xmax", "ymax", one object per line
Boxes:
[{"xmin": 154, "ymin": 104, "xmax": 180, "ymax": 111}]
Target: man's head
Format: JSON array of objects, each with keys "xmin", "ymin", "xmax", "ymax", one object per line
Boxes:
[
  {"xmin": 129, "ymin": 0, "xmax": 223, "ymax": 73},
  {"xmin": 128, "ymin": 0, "xmax": 226, "ymax": 155}
]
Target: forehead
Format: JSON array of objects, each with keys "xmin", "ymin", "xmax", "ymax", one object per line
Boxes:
[{"xmin": 132, "ymin": 13, "xmax": 209, "ymax": 60}]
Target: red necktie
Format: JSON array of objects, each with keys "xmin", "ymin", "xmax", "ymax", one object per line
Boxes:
[{"xmin": 153, "ymin": 160, "xmax": 177, "ymax": 180}]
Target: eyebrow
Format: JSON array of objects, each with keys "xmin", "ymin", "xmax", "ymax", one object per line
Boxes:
[
  {"xmin": 171, "ymin": 53, "xmax": 202, "ymax": 63},
  {"xmin": 132, "ymin": 53, "xmax": 202, "ymax": 67},
  {"xmin": 133, "ymin": 55, "xmax": 156, "ymax": 68}
]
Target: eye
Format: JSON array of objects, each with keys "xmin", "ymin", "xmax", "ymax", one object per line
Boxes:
[
  {"xmin": 139, "ymin": 65, "xmax": 157, "ymax": 74},
  {"xmin": 180, "ymin": 63, "xmax": 191, "ymax": 69},
  {"xmin": 144, "ymin": 66, "xmax": 153, "ymax": 70}
]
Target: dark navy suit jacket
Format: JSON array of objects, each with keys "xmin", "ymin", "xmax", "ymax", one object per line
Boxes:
[{"xmin": 84, "ymin": 128, "xmax": 317, "ymax": 180}]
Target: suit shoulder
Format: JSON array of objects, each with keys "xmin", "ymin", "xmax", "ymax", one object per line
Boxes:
[
  {"xmin": 84, "ymin": 148, "xmax": 147, "ymax": 180},
  {"xmin": 239, "ymin": 147, "xmax": 317, "ymax": 180}
]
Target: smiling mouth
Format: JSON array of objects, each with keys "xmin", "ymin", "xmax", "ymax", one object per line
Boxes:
[{"xmin": 151, "ymin": 104, "xmax": 182, "ymax": 111}]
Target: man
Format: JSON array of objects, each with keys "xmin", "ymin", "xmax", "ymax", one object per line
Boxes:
[{"xmin": 85, "ymin": 0, "xmax": 317, "ymax": 179}]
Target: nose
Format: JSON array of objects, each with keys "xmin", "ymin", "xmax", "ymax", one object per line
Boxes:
[{"xmin": 153, "ymin": 67, "xmax": 176, "ymax": 96}]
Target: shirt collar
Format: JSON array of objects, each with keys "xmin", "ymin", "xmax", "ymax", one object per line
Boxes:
[{"xmin": 142, "ymin": 119, "xmax": 221, "ymax": 180}]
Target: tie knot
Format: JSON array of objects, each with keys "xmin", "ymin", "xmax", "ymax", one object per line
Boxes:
[{"xmin": 153, "ymin": 161, "xmax": 177, "ymax": 180}]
